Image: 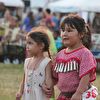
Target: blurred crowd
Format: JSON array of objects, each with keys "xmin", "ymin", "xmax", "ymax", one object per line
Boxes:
[
  {"xmin": 0, "ymin": 2, "xmax": 100, "ymax": 64},
  {"xmin": 0, "ymin": 3, "xmax": 62, "ymax": 64}
]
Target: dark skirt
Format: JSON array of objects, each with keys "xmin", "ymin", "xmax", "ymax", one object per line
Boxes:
[{"xmin": 57, "ymin": 91, "xmax": 75, "ymax": 100}]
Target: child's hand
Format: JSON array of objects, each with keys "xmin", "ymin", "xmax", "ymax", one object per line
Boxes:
[
  {"xmin": 71, "ymin": 92, "xmax": 82, "ymax": 100},
  {"xmin": 16, "ymin": 91, "xmax": 22, "ymax": 100},
  {"xmin": 42, "ymin": 83, "xmax": 52, "ymax": 98}
]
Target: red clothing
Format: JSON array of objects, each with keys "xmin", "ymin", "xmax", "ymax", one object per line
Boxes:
[
  {"xmin": 46, "ymin": 16, "xmax": 55, "ymax": 27},
  {"xmin": 53, "ymin": 46, "xmax": 96, "ymax": 99}
]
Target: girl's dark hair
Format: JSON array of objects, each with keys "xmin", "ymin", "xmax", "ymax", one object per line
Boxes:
[
  {"xmin": 28, "ymin": 32, "xmax": 50, "ymax": 51},
  {"xmin": 60, "ymin": 14, "xmax": 92, "ymax": 49}
]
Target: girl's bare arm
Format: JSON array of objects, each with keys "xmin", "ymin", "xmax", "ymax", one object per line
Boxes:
[
  {"xmin": 16, "ymin": 73, "xmax": 25, "ymax": 100},
  {"xmin": 76, "ymin": 74, "xmax": 90, "ymax": 94},
  {"xmin": 45, "ymin": 61, "xmax": 54, "ymax": 88},
  {"xmin": 43, "ymin": 61, "xmax": 54, "ymax": 98},
  {"xmin": 71, "ymin": 74, "xmax": 90, "ymax": 100},
  {"xmin": 18, "ymin": 73, "xmax": 25, "ymax": 94}
]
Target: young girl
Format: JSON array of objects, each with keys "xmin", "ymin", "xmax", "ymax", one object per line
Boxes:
[
  {"xmin": 16, "ymin": 31, "xmax": 53, "ymax": 100},
  {"xmin": 44, "ymin": 14, "xmax": 98, "ymax": 100}
]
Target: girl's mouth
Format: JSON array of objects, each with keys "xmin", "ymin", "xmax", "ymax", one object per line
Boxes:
[{"xmin": 62, "ymin": 37, "xmax": 69, "ymax": 40}]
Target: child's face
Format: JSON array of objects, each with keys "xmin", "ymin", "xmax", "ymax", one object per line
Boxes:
[
  {"xmin": 61, "ymin": 24, "xmax": 82, "ymax": 48},
  {"xmin": 26, "ymin": 36, "xmax": 43, "ymax": 57}
]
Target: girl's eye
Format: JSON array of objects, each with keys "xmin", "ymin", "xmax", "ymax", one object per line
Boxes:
[
  {"xmin": 62, "ymin": 29, "xmax": 65, "ymax": 32},
  {"xmin": 27, "ymin": 41, "xmax": 33, "ymax": 44},
  {"xmin": 67, "ymin": 30, "xmax": 71, "ymax": 32},
  {"xmin": 67, "ymin": 29, "xmax": 73, "ymax": 32},
  {"xmin": 61, "ymin": 28, "xmax": 73, "ymax": 32},
  {"xmin": 61, "ymin": 28, "xmax": 65, "ymax": 32}
]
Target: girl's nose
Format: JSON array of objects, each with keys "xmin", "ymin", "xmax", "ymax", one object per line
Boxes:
[
  {"xmin": 61, "ymin": 30, "xmax": 68, "ymax": 36},
  {"xmin": 26, "ymin": 44, "xmax": 29, "ymax": 49}
]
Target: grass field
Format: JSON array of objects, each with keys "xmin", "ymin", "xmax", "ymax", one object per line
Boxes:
[{"xmin": 0, "ymin": 63, "xmax": 100, "ymax": 100}]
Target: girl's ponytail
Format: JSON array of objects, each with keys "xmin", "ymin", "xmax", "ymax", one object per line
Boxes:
[
  {"xmin": 47, "ymin": 49, "xmax": 52, "ymax": 59},
  {"xmin": 82, "ymin": 24, "xmax": 92, "ymax": 49}
]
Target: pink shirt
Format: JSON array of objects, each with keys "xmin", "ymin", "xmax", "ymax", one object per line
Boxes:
[{"xmin": 53, "ymin": 46, "xmax": 96, "ymax": 92}]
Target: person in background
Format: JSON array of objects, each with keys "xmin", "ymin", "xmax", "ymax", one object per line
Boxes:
[
  {"xmin": 0, "ymin": 2, "xmax": 6, "ymax": 18},
  {"xmin": 2, "ymin": 16, "xmax": 20, "ymax": 44},
  {"xmin": 43, "ymin": 9, "xmax": 55, "ymax": 31},
  {"xmin": 51, "ymin": 13, "xmax": 60, "ymax": 31},
  {"xmin": 92, "ymin": 13, "xmax": 100, "ymax": 33},
  {"xmin": 21, "ymin": 11, "xmax": 36, "ymax": 33},
  {"xmin": 35, "ymin": 7, "xmax": 43, "ymax": 25},
  {"xmin": 53, "ymin": 30, "xmax": 62, "ymax": 51}
]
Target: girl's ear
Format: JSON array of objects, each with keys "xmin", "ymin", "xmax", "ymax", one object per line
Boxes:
[
  {"xmin": 79, "ymin": 33, "xmax": 84, "ymax": 39},
  {"xmin": 40, "ymin": 43, "xmax": 45, "ymax": 50}
]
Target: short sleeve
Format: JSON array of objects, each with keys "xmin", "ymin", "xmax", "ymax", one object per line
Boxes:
[
  {"xmin": 52, "ymin": 56, "xmax": 58, "ymax": 83},
  {"xmin": 24, "ymin": 58, "xmax": 31, "ymax": 72},
  {"xmin": 79, "ymin": 51, "xmax": 96, "ymax": 82}
]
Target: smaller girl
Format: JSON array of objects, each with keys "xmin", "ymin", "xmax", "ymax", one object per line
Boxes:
[{"xmin": 16, "ymin": 31, "xmax": 53, "ymax": 100}]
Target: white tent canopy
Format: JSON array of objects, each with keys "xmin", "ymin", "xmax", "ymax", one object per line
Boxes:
[
  {"xmin": 30, "ymin": 0, "xmax": 47, "ymax": 8},
  {"xmin": 0, "ymin": 0, "xmax": 24, "ymax": 8},
  {"xmin": 47, "ymin": 0, "xmax": 80, "ymax": 13},
  {"xmin": 77, "ymin": 0, "xmax": 100, "ymax": 12},
  {"xmin": 30, "ymin": 0, "xmax": 48, "ymax": 8},
  {"xmin": 30, "ymin": 0, "xmax": 54, "ymax": 8},
  {"xmin": 47, "ymin": 0, "xmax": 100, "ymax": 13},
  {"xmin": 30, "ymin": 0, "xmax": 59, "ymax": 8}
]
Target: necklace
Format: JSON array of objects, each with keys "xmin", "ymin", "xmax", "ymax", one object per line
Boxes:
[{"xmin": 28, "ymin": 56, "xmax": 44, "ymax": 70}]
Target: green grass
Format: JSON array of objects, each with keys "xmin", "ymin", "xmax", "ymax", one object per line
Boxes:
[
  {"xmin": 0, "ymin": 63, "xmax": 100, "ymax": 100},
  {"xmin": 94, "ymin": 74, "xmax": 100, "ymax": 100},
  {"xmin": 0, "ymin": 63, "xmax": 24, "ymax": 100}
]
